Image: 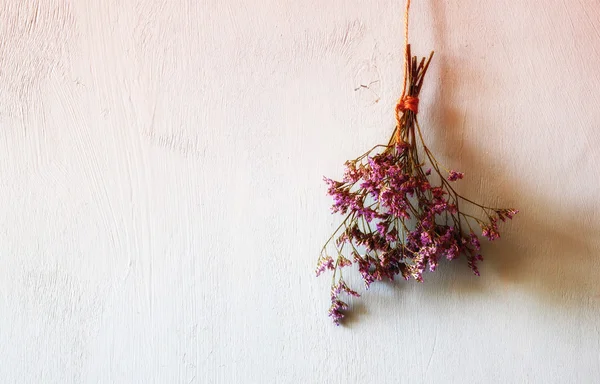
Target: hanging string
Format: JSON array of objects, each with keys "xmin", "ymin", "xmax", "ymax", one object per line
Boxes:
[{"xmin": 400, "ymin": 0, "xmax": 410, "ymax": 101}]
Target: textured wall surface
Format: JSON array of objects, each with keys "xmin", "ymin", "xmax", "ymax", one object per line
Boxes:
[{"xmin": 1, "ymin": 0, "xmax": 600, "ymax": 383}]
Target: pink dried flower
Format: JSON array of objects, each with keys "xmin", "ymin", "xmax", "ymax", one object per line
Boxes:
[
  {"xmin": 481, "ymin": 225, "xmax": 500, "ymax": 241},
  {"xmin": 469, "ymin": 232, "xmax": 481, "ymax": 250},
  {"xmin": 447, "ymin": 170, "xmax": 464, "ymax": 181},
  {"xmin": 332, "ymin": 280, "xmax": 361, "ymax": 299},
  {"xmin": 481, "ymin": 217, "xmax": 501, "ymax": 241},
  {"xmin": 315, "ymin": 256, "xmax": 334, "ymax": 277},
  {"xmin": 342, "ymin": 161, "xmax": 362, "ymax": 183},
  {"xmin": 337, "ymin": 256, "xmax": 352, "ymax": 268},
  {"xmin": 328, "ymin": 299, "xmax": 348, "ymax": 326}
]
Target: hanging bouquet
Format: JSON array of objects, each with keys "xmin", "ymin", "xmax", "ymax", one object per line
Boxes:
[{"xmin": 316, "ymin": 44, "xmax": 518, "ymax": 325}]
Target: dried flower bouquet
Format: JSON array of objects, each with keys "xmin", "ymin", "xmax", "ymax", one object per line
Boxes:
[{"xmin": 317, "ymin": 45, "xmax": 518, "ymax": 325}]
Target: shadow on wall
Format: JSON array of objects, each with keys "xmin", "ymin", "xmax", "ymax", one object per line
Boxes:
[{"xmin": 426, "ymin": 0, "xmax": 600, "ymax": 308}]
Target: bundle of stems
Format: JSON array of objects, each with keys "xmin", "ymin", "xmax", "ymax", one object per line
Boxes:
[{"xmin": 317, "ymin": 45, "xmax": 518, "ymax": 325}]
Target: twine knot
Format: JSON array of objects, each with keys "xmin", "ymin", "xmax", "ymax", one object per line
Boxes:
[{"xmin": 396, "ymin": 96, "xmax": 419, "ymax": 115}]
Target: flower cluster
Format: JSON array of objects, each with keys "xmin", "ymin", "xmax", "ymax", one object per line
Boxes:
[
  {"xmin": 317, "ymin": 142, "xmax": 517, "ymax": 324},
  {"xmin": 317, "ymin": 48, "xmax": 518, "ymax": 325}
]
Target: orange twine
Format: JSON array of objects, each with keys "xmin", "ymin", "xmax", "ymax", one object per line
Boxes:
[{"xmin": 396, "ymin": 95, "xmax": 419, "ymax": 114}]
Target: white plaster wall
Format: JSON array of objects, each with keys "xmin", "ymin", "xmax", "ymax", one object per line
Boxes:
[{"xmin": 1, "ymin": 0, "xmax": 599, "ymax": 382}]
